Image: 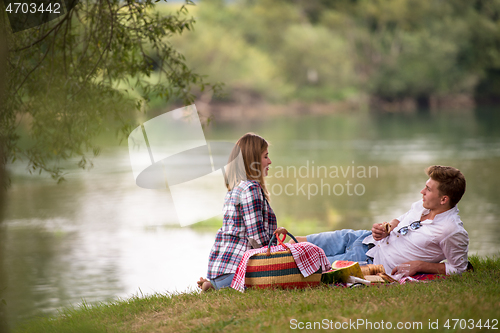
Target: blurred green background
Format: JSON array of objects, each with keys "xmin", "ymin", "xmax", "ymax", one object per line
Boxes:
[{"xmin": 160, "ymin": 0, "xmax": 500, "ymax": 107}]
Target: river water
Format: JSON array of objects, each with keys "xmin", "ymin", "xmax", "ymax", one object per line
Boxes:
[{"xmin": 3, "ymin": 107, "xmax": 500, "ymax": 328}]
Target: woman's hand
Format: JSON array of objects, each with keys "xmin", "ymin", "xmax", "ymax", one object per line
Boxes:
[{"xmin": 275, "ymin": 227, "xmax": 288, "ymax": 235}]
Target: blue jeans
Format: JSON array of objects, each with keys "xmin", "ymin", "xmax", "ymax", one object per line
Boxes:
[
  {"xmin": 210, "ymin": 273, "xmax": 235, "ymax": 290},
  {"xmin": 307, "ymin": 229, "xmax": 373, "ymax": 265}
]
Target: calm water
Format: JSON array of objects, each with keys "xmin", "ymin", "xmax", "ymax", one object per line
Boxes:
[{"xmin": 3, "ymin": 108, "xmax": 500, "ymax": 328}]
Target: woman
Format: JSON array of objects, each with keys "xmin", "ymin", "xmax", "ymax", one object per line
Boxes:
[{"xmin": 197, "ymin": 133, "xmax": 277, "ymax": 291}]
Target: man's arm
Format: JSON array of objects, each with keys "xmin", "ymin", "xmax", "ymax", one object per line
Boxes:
[
  {"xmin": 392, "ymin": 261, "xmax": 446, "ymax": 276},
  {"xmin": 290, "ymin": 218, "xmax": 401, "ymax": 244},
  {"xmin": 440, "ymin": 230, "xmax": 469, "ymax": 274}
]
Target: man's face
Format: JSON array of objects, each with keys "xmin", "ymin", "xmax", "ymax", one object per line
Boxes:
[{"xmin": 420, "ymin": 178, "xmax": 446, "ymax": 210}]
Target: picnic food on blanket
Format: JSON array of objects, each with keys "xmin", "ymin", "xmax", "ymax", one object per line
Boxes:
[
  {"xmin": 346, "ymin": 276, "xmax": 371, "ymax": 286},
  {"xmin": 363, "ymin": 275, "xmax": 385, "ymax": 283},
  {"xmin": 331, "ymin": 260, "xmax": 362, "ymax": 270},
  {"xmin": 322, "ymin": 261, "xmax": 395, "ymax": 285},
  {"xmin": 377, "ymin": 272, "xmax": 397, "ymax": 283},
  {"xmin": 360, "ymin": 264, "xmax": 385, "ymax": 276},
  {"xmin": 321, "ymin": 260, "xmax": 364, "ymax": 284}
]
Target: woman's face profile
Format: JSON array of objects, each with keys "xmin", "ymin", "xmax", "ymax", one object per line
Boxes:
[{"xmin": 261, "ymin": 148, "xmax": 271, "ymax": 177}]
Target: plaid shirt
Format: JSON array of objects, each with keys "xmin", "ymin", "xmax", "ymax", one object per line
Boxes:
[{"xmin": 207, "ymin": 180, "xmax": 277, "ymax": 280}]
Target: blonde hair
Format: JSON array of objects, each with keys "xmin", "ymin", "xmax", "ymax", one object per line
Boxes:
[{"xmin": 225, "ymin": 133, "xmax": 270, "ymax": 201}]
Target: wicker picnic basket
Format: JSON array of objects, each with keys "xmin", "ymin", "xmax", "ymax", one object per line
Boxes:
[{"xmin": 244, "ymin": 231, "xmax": 322, "ymax": 289}]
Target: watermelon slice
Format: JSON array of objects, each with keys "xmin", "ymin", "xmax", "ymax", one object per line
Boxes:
[{"xmin": 321, "ymin": 260, "xmax": 364, "ymax": 284}]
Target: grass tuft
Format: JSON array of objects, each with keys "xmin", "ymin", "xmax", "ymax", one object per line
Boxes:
[{"xmin": 14, "ymin": 255, "xmax": 500, "ymax": 333}]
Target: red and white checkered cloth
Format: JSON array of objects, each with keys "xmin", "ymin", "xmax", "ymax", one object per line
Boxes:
[{"xmin": 230, "ymin": 242, "xmax": 331, "ymax": 292}]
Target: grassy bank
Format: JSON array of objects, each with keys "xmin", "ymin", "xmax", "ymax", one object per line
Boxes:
[{"xmin": 14, "ymin": 256, "xmax": 500, "ymax": 333}]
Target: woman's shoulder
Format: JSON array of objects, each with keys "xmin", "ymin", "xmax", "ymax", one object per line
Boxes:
[
  {"xmin": 228, "ymin": 180, "xmax": 262, "ymax": 201},
  {"xmin": 241, "ymin": 179, "xmax": 261, "ymax": 190},
  {"xmin": 232, "ymin": 179, "xmax": 261, "ymax": 192}
]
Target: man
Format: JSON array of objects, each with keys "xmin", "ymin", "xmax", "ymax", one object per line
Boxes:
[{"xmin": 292, "ymin": 165, "xmax": 469, "ymax": 276}]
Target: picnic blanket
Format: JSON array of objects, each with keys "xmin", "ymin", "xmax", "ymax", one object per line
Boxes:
[{"xmin": 397, "ymin": 273, "xmax": 447, "ymax": 284}]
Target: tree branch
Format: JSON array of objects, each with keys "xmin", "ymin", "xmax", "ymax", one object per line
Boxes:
[{"xmin": 11, "ymin": 10, "xmax": 72, "ymax": 52}]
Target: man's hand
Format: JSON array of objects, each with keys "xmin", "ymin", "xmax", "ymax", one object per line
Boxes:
[
  {"xmin": 371, "ymin": 219, "xmax": 399, "ymax": 241},
  {"xmin": 371, "ymin": 223, "xmax": 388, "ymax": 241},
  {"xmin": 391, "ymin": 261, "xmax": 420, "ymax": 277}
]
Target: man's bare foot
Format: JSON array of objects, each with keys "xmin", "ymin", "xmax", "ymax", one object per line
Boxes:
[{"xmin": 197, "ymin": 277, "xmax": 214, "ymax": 292}]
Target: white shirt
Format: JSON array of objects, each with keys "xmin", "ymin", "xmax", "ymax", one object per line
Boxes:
[{"xmin": 363, "ymin": 200, "xmax": 469, "ymax": 275}]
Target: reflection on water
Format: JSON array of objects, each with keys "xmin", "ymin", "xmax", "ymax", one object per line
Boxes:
[{"xmin": 3, "ymin": 108, "xmax": 500, "ymax": 328}]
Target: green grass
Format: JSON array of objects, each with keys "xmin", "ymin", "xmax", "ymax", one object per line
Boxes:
[{"xmin": 14, "ymin": 256, "xmax": 500, "ymax": 333}]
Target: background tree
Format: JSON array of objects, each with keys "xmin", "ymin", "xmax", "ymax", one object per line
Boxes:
[
  {"xmin": 0, "ymin": 0, "xmax": 221, "ymax": 184},
  {"xmin": 171, "ymin": 0, "xmax": 500, "ymax": 108},
  {"xmin": 1, "ymin": 4, "xmax": 219, "ymax": 329},
  {"xmin": 1, "ymin": 10, "xmax": 8, "ymax": 333}
]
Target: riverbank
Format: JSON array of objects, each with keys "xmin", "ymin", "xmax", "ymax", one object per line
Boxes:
[
  {"xmin": 13, "ymin": 255, "xmax": 500, "ymax": 333},
  {"xmin": 185, "ymin": 93, "xmax": 478, "ymax": 123}
]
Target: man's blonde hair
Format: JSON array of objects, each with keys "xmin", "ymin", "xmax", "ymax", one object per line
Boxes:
[{"xmin": 426, "ymin": 165, "xmax": 466, "ymax": 207}]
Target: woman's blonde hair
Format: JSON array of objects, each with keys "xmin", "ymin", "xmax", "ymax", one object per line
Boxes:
[{"xmin": 225, "ymin": 133, "xmax": 270, "ymax": 201}]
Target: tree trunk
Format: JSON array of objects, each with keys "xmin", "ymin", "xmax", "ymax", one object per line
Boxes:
[{"xmin": 0, "ymin": 12, "xmax": 10, "ymax": 333}]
